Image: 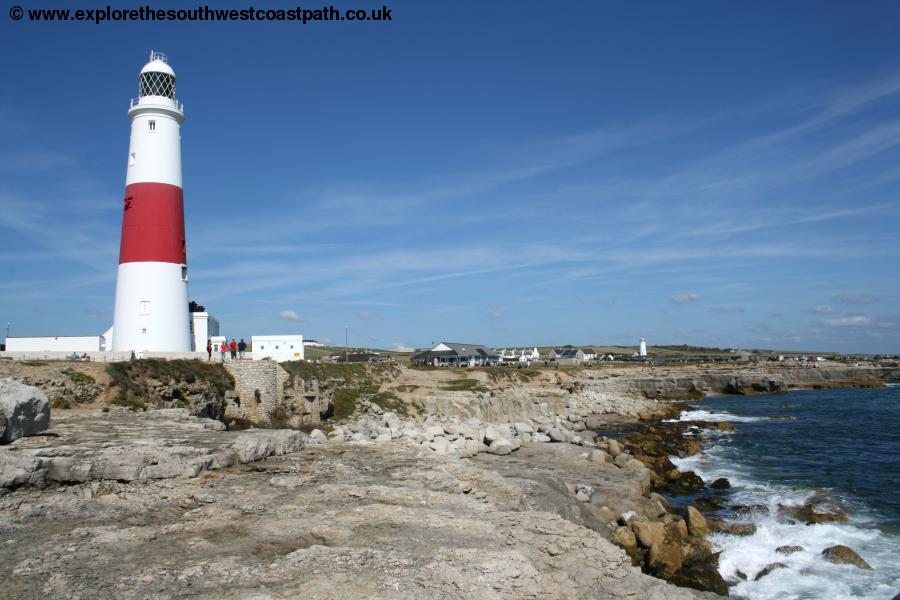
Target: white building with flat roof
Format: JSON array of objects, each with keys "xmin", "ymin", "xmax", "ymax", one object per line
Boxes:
[
  {"xmin": 251, "ymin": 335, "xmax": 304, "ymax": 362},
  {"xmin": 5, "ymin": 336, "xmax": 102, "ymax": 352}
]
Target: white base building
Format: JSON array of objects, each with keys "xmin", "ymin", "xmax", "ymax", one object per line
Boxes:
[
  {"xmin": 251, "ymin": 335, "xmax": 304, "ymax": 362},
  {"xmin": 5, "ymin": 336, "xmax": 103, "ymax": 352}
]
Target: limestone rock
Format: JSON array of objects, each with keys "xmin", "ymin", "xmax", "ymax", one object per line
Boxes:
[
  {"xmin": 821, "ymin": 545, "xmax": 872, "ymax": 570},
  {"xmin": 647, "ymin": 541, "xmax": 683, "ymax": 578},
  {"xmin": 486, "ymin": 437, "xmax": 513, "ymax": 456},
  {"xmin": 0, "ymin": 379, "xmax": 50, "ymax": 444},
  {"xmin": 775, "ymin": 545, "xmax": 803, "ymax": 555},
  {"xmin": 607, "ymin": 438, "xmax": 621, "ymax": 457},
  {"xmin": 513, "ymin": 422, "xmax": 534, "ymax": 434},
  {"xmin": 590, "ymin": 449, "xmax": 611, "ymax": 463},
  {"xmin": 308, "ymin": 429, "xmax": 327, "ymax": 444},
  {"xmin": 686, "ymin": 506, "xmax": 709, "ymax": 537},
  {"xmin": 631, "ymin": 520, "xmax": 665, "ymax": 548}
]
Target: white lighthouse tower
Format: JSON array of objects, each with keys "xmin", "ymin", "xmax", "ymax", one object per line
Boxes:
[
  {"xmin": 111, "ymin": 52, "xmax": 191, "ymax": 352},
  {"xmin": 639, "ymin": 337, "xmax": 648, "ymax": 357}
]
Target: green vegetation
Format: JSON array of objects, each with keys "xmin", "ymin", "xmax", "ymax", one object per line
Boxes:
[
  {"xmin": 105, "ymin": 359, "xmax": 233, "ymax": 408},
  {"xmin": 61, "ymin": 367, "xmax": 95, "ymax": 385},
  {"xmin": 51, "ymin": 396, "xmax": 72, "ymax": 409},
  {"xmin": 482, "ymin": 366, "xmax": 541, "ymax": 384},
  {"xmin": 109, "ymin": 394, "xmax": 146, "ymax": 411},
  {"xmin": 280, "ymin": 361, "xmax": 410, "ymax": 420},
  {"xmin": 439, "ymin": 378, "xmax": 490, "ymax": 393}
]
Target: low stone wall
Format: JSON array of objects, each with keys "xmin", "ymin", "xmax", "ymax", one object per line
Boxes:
[{"xmin": 224, "ymin": 359, "xmax": 284, "ymax": 424}]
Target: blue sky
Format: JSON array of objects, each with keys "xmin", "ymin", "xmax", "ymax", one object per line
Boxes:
[{"xmin": 2, "ymin": 1, "xmax": 899, "ymax": 353}]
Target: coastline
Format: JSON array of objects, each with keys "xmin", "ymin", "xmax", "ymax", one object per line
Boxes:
[{"xmin": 0, "ymin": 361, "xmax": 896, "ymax": 598}]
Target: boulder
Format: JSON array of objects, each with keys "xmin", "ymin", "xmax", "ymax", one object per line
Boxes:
[
  {"xmin": 308, "ymin": 429, "xmax": 327, "ymax": 444},
  {"xmin": 574, "ymin": 484, "xmax": 593, "ymax": 502},
  {"xmin": 548, "ymin": 428, "xmax": 568, "ymax": 443},
  {"xmin": 590, "ymin": 449, "xmax": 610, "ymax": 464},
  {"xmin": 710, "ymin": 477, "xmax": 731, "ymax": 490},
  {"xmin": 669, "ymin": 562, "xmax": 729, "ymax": 596},
  {"xmin": 821, "ymin": 545, "xmax": 872, "ymax": 570},
  {"xmin": 686, "ymin": 506, "xmax": 709, "ymax": 537},
  {"xmin": 707, "ymin": 519, "xmax": 756, "ymax": 536},
  {"xmin": 610, "ymin": 526, "xmax": 638, "ymax": 554},
  {"xmin": 513, "ymin": 422, "xmax": 534, "ymax": 434},
  {"xmin": 631, "ymin": 520, "xmax": 665, "ymax": 548},
  {"xmin": 0, "ymin": 379, "xmax": 50, "ymax": 444},
  {"xmin": 607, "ymin": 438, "xmax": 621, "ymax": 457},
  {"xmin": 775, "ymin": 545, "xmax": 803, "ymax": 555},
  {"xmin": 424, "ymin": 425, "xmax": 445, "ymax": 440},
  {"xmin": 664, "ymin": 518, "xmax": 688, "ymax": 544},
  {"xmin": 647, "ymin": 541, "xmax": 683, "ymax": 578},
  {"xmin": 486, "ymin": 437, "xmax": 514, "ymax": 456},
  {"xmin": 753, "ymin": 562, "xmax": 787, "ymax": 581},
  {"xmin": 532, "ymin": 433, "xmax": 550, "ymax": 443}
]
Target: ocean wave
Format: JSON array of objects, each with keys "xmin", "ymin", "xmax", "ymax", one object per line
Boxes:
[
  {"xmin": 665, "ymin": 409, "xmax": 766, "ymax": 423},
  {"xmin": 670, "ymin": 440, "xmax": 900, "ymax": 598}
]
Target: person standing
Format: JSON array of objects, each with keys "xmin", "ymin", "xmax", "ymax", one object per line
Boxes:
[
  {"xmin": 230, "ymin": 338, "xmax": 237, "ymax": 360},
  {"xmin": 238, "ymin": 338, "xmax": 247, "ymax": 360},
  {"xmin": 220, "ymin": 340, "xmax": 227, "ymax": 362},
  {"xmin": 206, "ymin": 339, "xmax": 212, "ymax": 361}
]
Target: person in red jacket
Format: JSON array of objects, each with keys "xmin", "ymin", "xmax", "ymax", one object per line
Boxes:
[{"xmin": 229, "ymin": 339, "xmax": 238, "ymax": 360}]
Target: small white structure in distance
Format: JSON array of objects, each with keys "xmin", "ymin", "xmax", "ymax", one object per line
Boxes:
[
  {"xmin": 252, "ymin": 335, "xmax": 304, "ymax": 362},
  {"xmin": 190, "ymin": 311, "xmax": 220, "ymax": 352},
  {"xmin": 5, "ymin": 336, "xmax": 102, "ymax": 352},
  {"xmin": 210, "ymin": 336, "xmax": 226, "ymax": 354},
  {"xmin": 303, "ymin": 339, "xmax": 324, "ymax": 347},
  {"xmin": 639, "ymin": 338, "xmax": 648, "ymax": 357}
]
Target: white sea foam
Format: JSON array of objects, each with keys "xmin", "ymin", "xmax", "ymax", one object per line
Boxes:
[
  {"xmin": 665, "ymin": 409, "xmax": 765, "ymax": 423},
  {"xmin": 672, "ymin": 442, "xmax": 900, "ymax": 599}
]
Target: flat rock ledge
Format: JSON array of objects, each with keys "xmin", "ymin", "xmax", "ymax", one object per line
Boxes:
[
  {"xmin": 1, "ymin": 440, "xmax": 712, "ymax": 599},
  {"xmin": 0, "ymin": 409, "xmax": 305, "ymax": 489}
]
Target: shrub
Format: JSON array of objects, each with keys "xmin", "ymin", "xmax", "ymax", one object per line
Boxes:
[
  {"xmin": 51, "ymin": 396, "xmax": 72, "ymax": 409},
  {"xmin": 61, "ymin": 368, "xmax": 96, "ymax": 384}
]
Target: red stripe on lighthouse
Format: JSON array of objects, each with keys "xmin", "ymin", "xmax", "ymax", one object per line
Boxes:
[{"xmin": 118, "ymin": 182, "xmax": 187, "ymax": 265}]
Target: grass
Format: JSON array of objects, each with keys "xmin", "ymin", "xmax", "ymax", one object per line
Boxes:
[
  {"xmin": 439, "ymin": 378, "xmax": 490, "ymax": 393},
  {"xmin": 61, "ymin": 367, "xmax": 95, "ymax": 385}
]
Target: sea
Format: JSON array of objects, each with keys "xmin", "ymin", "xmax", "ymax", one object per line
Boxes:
[{"xmin": 668, "ymin": 383, "xmax": 900, "ymax": 600}]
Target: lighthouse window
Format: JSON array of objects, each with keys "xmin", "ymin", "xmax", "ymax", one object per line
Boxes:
[
  {"xmin": 139, "ymin": 71, "xmax": 175, "ymax": 99},
  {"xmin": 148, "ymin": 120, "xmax": 156, "ymax": 132},
  {"xmin": 181, "ymin": 266, "xmax": 188, "ymax": 281}
]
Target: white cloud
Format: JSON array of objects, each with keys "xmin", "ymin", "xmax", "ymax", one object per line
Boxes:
[
  {"xmin": 671, "ymin": 293, "xmax": 700, "ymax": 304},
  {"xmin": 278, "ymin": 309, "xmax": 301, "ymax": 321},
  {"xmin": 812, "ymin": 305, "xmax": 835, "ymax": 313},
  {"xmin": 833, "ymin": 293, "xmax": 878, "ymax": 304},
  {"xmin": 823, "ymin": 315, "xmax": 872, "ymax": 327}
]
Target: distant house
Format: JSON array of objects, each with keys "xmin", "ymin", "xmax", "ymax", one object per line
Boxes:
[
  {"xmin": 411, "ymin": 342, "xmax": 500, "ymax": 367},
  {"xmin": 552, "ymin": 348, "xmax": 585, "ymax": 365},
  {"xmin": 302, "ymin": 339, "xmax": 324, "ymax": 347},
  {"xmin": 582, "ymin": 348, "xmax": 596, "ymax": 362}
]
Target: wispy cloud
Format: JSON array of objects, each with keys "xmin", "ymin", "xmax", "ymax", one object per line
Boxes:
[
  {"xmin": 671, "ymin": 293, "xmax": 700, "ymax": 304},
  {"xmin": 278, "ymin": 309, "xmax": 301, "ymax": 321},
  {"xmin": 833, "ymin": 293, "xmax": 878, "ymax": 304},
  {"xmin": 823, "ymin": 315, "xmax": 872, "ymax": 327},
  {"xmin": 811, "ymin": 305, "xmax": 836, "ymax": 314}
]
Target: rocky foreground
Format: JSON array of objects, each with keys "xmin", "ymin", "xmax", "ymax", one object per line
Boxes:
[
  {"xmin": 0, "ymin": 410, "xmax": 716, "ymax": 600},
  {"xmin": 0, "ymin": 362, "xmax": 895, "ymax": 599}
]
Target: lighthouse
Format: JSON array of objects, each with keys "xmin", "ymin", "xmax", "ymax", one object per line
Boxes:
[{"xmin": 111, "ymin": 52, "xmax": 191, "ymax": 352}]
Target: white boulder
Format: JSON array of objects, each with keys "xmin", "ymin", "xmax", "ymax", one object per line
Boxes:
[{"xmin": 0, "ymin": 379, "xmax": 50, "ymax": 444}]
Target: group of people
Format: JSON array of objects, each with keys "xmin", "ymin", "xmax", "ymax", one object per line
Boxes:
[{"xmin": 206, "ymin": 338, "xmax": 247, "ymax": 361}]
